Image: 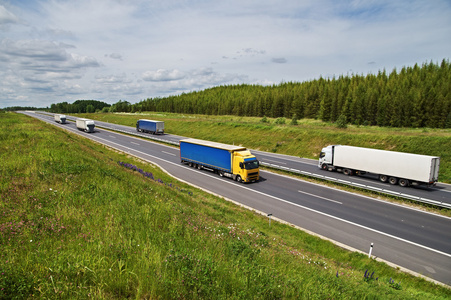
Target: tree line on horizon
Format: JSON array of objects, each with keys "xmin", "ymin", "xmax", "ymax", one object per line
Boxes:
[
  {"xmin": 133, "ymin": 59, "xmax": 451, "ymax": 128},
  {"xmin": 45, "ymin": 59, "xmax": 450, "ymax": 128}
]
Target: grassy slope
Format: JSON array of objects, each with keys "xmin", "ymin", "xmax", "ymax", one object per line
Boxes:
[
  {"xmin": 78, "ymin": 112, "xmax": 451, "ymax": 183},
  {"xmin": 1, "ymin": 112, "xmax": 450, "ymax": 299}
]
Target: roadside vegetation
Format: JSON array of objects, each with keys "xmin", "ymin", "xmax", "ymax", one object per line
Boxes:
[
  {"xmin": 2, "ymin": 113, "xmax": 451, "ymax": 298},
  {"xmin": 75, "ymin": 112, "xmax": 451, "ymax": 184}
]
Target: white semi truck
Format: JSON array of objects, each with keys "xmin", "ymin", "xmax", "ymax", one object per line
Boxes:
[
  {"xmin": 54, "ymin": 114, "xmax": 66, "ymax": 124},
  {"xmin": 319, "ymin": 145, "xmax": 440, "ymax": 187},
  {"xmin": 76, "ymin": 118, "xmax": 95, "ymax": 133}
]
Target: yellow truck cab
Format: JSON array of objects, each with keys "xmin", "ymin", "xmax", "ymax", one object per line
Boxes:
[{"xmin": 232, "ymin": 150, "xmax": 260, "ymax": 182}]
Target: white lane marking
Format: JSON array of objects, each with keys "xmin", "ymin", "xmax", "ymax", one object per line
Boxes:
[
  {"xmin": 130, "ymin": 141, "xmax": 140, "ymax": 145},
  {"xmin": 109, "ymin": 135, "xmax": 116, "ymax": 138},
  {"xmin": 64, "ymin": 134, "xmax": 451, "ymax": 259},
  {"xmin": 263, "ymin": 159, "xmax": 287, "ymax": 165},
  {"xmin": 162, "ymin": 151, "xmax": 176, "ymax": 156},
  {"xmin": 298, "ymin": 190, "xmax": 342, "ymax": 204}
]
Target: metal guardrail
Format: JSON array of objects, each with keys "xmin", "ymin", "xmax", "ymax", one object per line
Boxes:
[{"xmin": 260, "ymin": 162, "xmax": 451, "ymax": 210}]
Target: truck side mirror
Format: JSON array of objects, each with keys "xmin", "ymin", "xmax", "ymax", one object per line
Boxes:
[{"xmin": 239, "ymin": 162, "xmax": 244, "ymax": 169}]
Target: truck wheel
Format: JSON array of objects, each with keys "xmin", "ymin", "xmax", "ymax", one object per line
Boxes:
[
  {"xmin": 379, "ymin": 175, "xmax": 388, "ymax": 183},
  {"xmin": 343, "ymin": 169, "xmax": 353, "ymax": 176},
  {"xmin": 236, "ymin": 175, "xmax": 242, "ymax": 183},
  {"xmin": 219, "ymin": 171, "xmax": 224, "ymax": 177},
  {"xmin": 389, "ymin": 177, "xmax": 398, "ymax": 185},
  {"xmin": 321, "ymin": 164, "xmax": 328, "ymax": 170},
  {"xmin": 399, "ymin": 179, "xmax": 409, "ymax": 187}
]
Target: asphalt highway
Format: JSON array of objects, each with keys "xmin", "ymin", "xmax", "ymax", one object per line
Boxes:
[
  {"xmin": 21, "ymin": 111, "xmax": 451, "ymax": 286},
  {"xmin": 48, "ymin": 112, "xmax": 451, "ymax": 207}
]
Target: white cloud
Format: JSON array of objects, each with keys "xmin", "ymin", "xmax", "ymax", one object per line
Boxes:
[
  {"xmin": 0, "ymin": 4, "xmax": 18, "ymax": 24},
  {"xmin": 0, "ymin": 0, "xmax": 450, "ymax": 108},
  {"xmin": 142, "ymin": 69, "xmax": 186, "ymax": 82}
]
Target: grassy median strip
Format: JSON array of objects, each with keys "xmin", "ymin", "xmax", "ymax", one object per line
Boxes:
[{"xmin": 1, "ymin": 112, "xmax": 450, "ymax": 299}]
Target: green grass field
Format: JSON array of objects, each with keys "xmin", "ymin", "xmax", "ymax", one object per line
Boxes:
[
  {"xmin": 1, "ymin": 112, "xmax": 450, "ymax": 299},
  {"xmin": 76, "ymin": 112, "xmax": 451, "ymax": 183}
]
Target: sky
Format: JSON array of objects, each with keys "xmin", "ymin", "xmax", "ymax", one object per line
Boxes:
[{"xmin": 1, "ymin": 0, "xmax": 450, "ymax": 108}]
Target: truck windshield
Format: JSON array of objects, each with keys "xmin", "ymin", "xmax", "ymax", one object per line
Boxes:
[
  {"xmin": 244, "ymin": 160, "xmax": 259, "ymax": 170},
  {"xmin": 319, "ymin": 152, "xmax": 326, "ymax": 158}
]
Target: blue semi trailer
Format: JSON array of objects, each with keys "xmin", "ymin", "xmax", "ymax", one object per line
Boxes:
[
  {"xmin": 180, "ymin": 138, "xmax": 259, "ymax": 183},
  {"xmin": 136, "ymin": 119, "xmax": 164, "ymax": 134}
]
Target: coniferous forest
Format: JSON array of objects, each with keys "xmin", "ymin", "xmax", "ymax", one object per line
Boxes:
[
  {"xmin": 46, "ymin": 59, "xmax": 451, "ymax": 128},
  {"xmin": 131, "ymin": 59, "xmax": 450, "ymax": 128}
]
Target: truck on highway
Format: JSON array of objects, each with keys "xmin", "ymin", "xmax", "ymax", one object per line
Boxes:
[
  {"xmin": 54, "ymin": 114, "xmax": 67, "ymax": 124},
  {"xmin": 76, "ymin": 118, "xmax": 95, "ymax": 133},
  {"xmin": 136, "ymin": 119, "xmax": 164, "ymax": 134},
  {"xmin": 180, "ymin": 138, "xmax": 260, "ymax": 183},
  {"xmin": 319, "ymin": 145, "xmax": 440, "ymax": 187}
]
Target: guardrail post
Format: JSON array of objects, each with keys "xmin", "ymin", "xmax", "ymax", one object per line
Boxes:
[
  {"xmin": 267, "ymin": 213, "xmax": 272, "ymax": 226},
  {"xmin": 368, "ymin": 242, "xmax": 374, "ymax": 258}
]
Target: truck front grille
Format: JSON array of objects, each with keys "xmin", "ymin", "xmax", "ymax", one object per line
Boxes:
[{"xmin": 248, "ymin": 172, "xmax": 259, "ymax": 180}]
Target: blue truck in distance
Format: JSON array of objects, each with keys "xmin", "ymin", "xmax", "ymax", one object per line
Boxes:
[
  {"xmin": 136, "ymin": 119, "xmax": 164, "ymax": 134},
  {"xmin": 180, "ymin": 138, "xmax": 260, "ymax": 183}
]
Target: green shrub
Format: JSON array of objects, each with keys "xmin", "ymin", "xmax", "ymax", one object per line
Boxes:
[{"xmin": 336, "ymin": 114, "xmax": 348, "ymax": 129}]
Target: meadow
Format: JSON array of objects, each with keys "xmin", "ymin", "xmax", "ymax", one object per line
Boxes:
[
  {"xmin": 76, "ymin": 112, "xmax": 451, "ymax": 183},
  {"xmin": 1, "ymin": 112, "xmax": 450, "ymax": 299}
]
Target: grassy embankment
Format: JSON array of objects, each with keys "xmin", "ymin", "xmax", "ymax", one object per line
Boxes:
[
  {"xmin": 1, "ymin": 113, "xmax": 450, "ymax": 298},
  {"xmin": 77, "ymin": 112, "xmax": 451, "ymax": 183},
  {"xmin": 1, "ymin": 113, "xmax": 449, "ymax": 299}
]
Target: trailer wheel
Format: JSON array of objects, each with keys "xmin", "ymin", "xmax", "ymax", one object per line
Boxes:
[
  {"xmin": 343, "ymin": 169, "xmax": 353, "ymax": 176},
  {"xmin": 399, "ymin": 179, "xmax": 409, "ymax": 187},
  {"xmin": 389, "ymin": 177, "xmax": 398, "ymax": 185},
  {"xmin": 379, "ymin": 175, "xmax": 388, "ymax": 183},
  {"xmin": 236, "ymin": 175, "xmax": 242, "ymax": 183},
  {"xmin": 321, "ymin": 163, "xmax": 328, "ymax": 170},
  {"xmin": 219, "ymin": 171, "xmax": 224, "ymax": 177}
]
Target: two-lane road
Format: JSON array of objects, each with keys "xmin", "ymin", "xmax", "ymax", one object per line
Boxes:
[{"xmin": 24, "ymin": 111, "xmax": 451, "ymax": 285}]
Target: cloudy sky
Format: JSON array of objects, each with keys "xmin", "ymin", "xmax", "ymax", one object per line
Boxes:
[{"xmin": 1, "ymin": 0, "xmax": 450, "ymax": 108}]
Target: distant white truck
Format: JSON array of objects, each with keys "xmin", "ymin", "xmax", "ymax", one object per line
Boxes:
[
  {"xmin": 319, "ymin": 145, "xmax": 440, "ymax": 187},
  {"xmin": 76, "ymin": 118, "xmax": 95, "ymax": 133},
  {"xmin": 54, "ymin": 114, "xmax": 66, "ymax": 124}
]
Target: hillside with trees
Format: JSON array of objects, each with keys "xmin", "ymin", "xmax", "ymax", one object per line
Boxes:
[
  {"xmin": 49, "ymin": 59, "xmax": 451, "ymax": 128},
  {"xmin": 131, "ymin": 59, "xmax": 450, "ymax": 128}
]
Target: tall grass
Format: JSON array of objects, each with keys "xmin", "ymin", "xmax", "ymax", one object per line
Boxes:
[{"xmin": 1, "ymin": 112, "xmax": 450, "ymax": 299}]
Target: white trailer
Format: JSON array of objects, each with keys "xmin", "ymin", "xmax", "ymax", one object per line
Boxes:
[
  {"xmin": 76, "ymin": 118, "xmax": 95, "ymax": 133},
  {"xmin": 319, "ymin": 145, "xmax": 440, "ymax": 187},
  {"xmin": 54, "ymin": 114, "xmax": 67, "ymax": 124}
]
